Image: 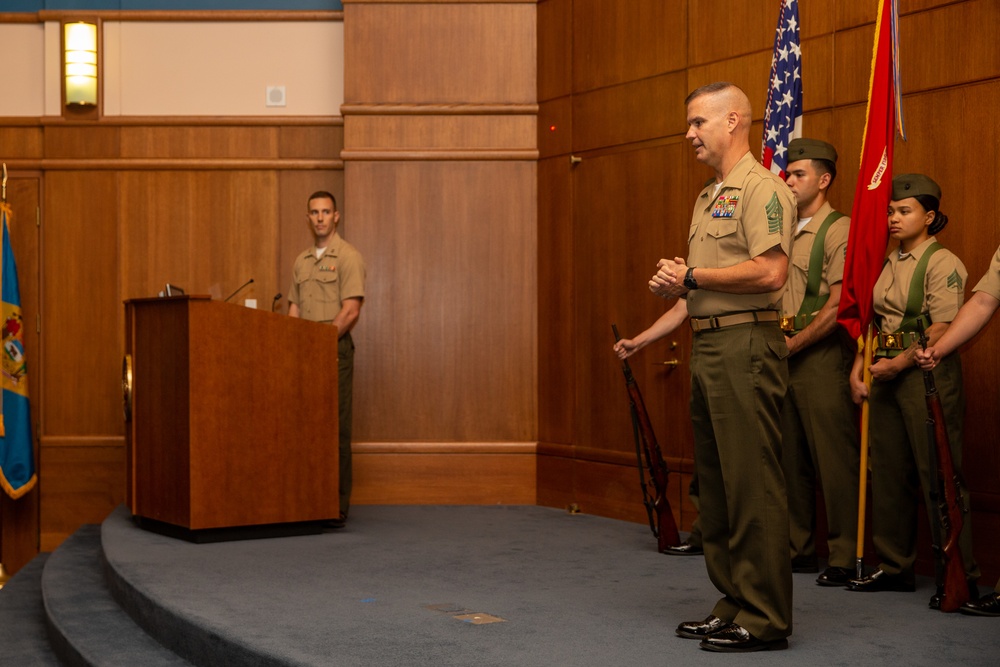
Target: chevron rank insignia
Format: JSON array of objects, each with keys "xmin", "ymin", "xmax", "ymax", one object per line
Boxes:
[
  {"xmin": 947, "ymin": 270, "xmax": 963, "ymax": 291},
  {"xmin": 766, "ymin": 192, "xmax": 783, "ymax": 234}
]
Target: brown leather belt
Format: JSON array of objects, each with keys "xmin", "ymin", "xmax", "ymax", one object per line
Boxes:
[{"xmin": 689, "ymin": 310, "xmax": 780, "ymax": 332}]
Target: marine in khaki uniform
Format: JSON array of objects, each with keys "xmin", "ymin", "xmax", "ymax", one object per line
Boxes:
[
  {"xmin": 288, "ymin": 191, "xmax": 366, "ymax": 523},
  {"xmin": 917, "ymin": 244, "xmax": 1000, "ymax": 616},
  {"xmin": 779, "ymin": 139, "xmax": 860, "ymax": 586},
  {"xmin": 649, "ymin": 82, "xmax": 794, "ymax": 652},
  {"xmin": 848, "ymin": 174, "xmax": 980, "ymax": 609}
]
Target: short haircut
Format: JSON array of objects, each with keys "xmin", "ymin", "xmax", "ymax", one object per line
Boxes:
[{"xmin": 307, "ymin": 191, "xmax": 338, "ymax": 211}]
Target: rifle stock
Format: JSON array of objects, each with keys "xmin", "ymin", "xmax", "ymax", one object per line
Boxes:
[
  {"xmin": 612, "ymin": 325, "xmax": 681, "ymax": 552},
  {"xmin": 918, "ymin": 324, "xmax": 969, "ymax": 612}
]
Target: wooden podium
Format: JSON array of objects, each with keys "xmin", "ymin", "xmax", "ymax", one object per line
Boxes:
[{"xmin": 124, "ymin": 296, "xmax": 339, "ymax": 539}]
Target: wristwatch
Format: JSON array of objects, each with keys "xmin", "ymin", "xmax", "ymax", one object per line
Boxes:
[{"xmin": 683, "ymin": 266, "xmax": 698, "ymax": 290}]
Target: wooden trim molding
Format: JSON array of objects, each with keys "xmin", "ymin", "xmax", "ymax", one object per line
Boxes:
[
  {"xmin": 354, "ymin": 441, "xmax": 537, "ymax": 454},
  {"xmin": 537, "ymin": 441, "xmax": 694, "ymax": 474},
  {"xmin": 13, "ymin": 116, "xmax": 343, "ymax": 128},
  {"xmin": 36, "ymin": 10, "xmax": 343, "ymax": 22},
  {"xmin": 340, "ymin": 149, "xmax": 538, "ymax": 161},
  {"xmin": 39, "ymin": 435, "xmax": 125, "ymax": 448},
  {"xmin": 2, "ymin": 158, "xmax": 343, "ymax": 171},
  {"xmin": 341, "ymin": 104, "xmax": 539, "ymax": 116},
  {"xmin": 344, "ymin": 0, "xmax": 536, "ymax": 4}
]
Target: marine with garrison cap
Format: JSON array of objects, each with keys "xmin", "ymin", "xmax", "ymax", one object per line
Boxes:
[{"xmin": 779, "ymin": 138, "xmax": 861, "ymax": 587}]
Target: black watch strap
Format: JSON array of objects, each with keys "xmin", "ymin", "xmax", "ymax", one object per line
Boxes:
[{"xmin": 684, "ymin": 266, "xmax": 698, "ymax": 290}]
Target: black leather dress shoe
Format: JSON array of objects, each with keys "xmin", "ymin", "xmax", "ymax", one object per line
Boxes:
[
  {"xmin": 847, "ymin": 568, "xmax": 915, "ymax": 592},
  {"xmin": 816, "ymin": 566, "xmax": 853, "ymax": 587},
  {"xmin": 698, "ymin": 623, "xmax": 788, "ymax": 652},
  {"xmin": 958, "ymin": 592, "xmax": 1000, "ymax": 617},
  {"xmin": 676, "ymin": 615, "xmax": 726, "ymax": 639},
  {"xmin": 663, "ymin": 541, "xmax": 704, "ymax": 556},
  {"xmin": 791, "ymin": 556, "xmax": 819, "ymax": 573}
]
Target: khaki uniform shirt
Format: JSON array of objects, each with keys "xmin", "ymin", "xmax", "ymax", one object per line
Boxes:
[
  {"xmin": 873, "ymin": 236, "xmax": 966, "ymax": 332},
  {"xmin": 685, "ymin": 151, "xmax": 795, "ymax": 318},
  {"xmin": 288, "ymin": 232, "xmax": 366, "ymax": 323},
  {"xmin": 973, "ymin": 245, "xmax": 1000, "ymax": 300},
  {"xmin": 780, "ymin": 201, "xmax": 849, "ymax": 317}
]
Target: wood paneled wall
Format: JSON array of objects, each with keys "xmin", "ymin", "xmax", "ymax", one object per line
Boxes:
[
  {"xmin": 538, "ymin": 0, "xmax": 1000, "ymax": 581},
  {"xmin": 341, "ymin": 0, "xmax": 538, "ymax": 504},
  {"xmin": 0, "ymin": 116, "xmax": 343, "ymax": 563}
]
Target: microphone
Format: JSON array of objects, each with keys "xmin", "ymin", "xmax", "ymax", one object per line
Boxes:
[
  {"xmin": 223, "ymin": 278, "xmax": 254, "ymax": 303},
  {"xmin": 271, "ymin": 293, "xmax": 282, "ymax": 312}
]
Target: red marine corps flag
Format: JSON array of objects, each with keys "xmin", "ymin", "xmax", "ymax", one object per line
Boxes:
[{"xmin": 837, "ymin": 0, "xmax": 905, "ymax": 342}]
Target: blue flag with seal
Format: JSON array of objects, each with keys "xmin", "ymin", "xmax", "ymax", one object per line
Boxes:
[{"xmin": 0, "ymin": 200, "xmax": 36, "ymax": 499}]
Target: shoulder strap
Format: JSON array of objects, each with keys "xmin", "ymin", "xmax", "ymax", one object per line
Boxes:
[
  {"xmin": 899, "ymin": 242, "xmax": 943, "ymax": 331},
  {"xmin": 796, "ymin": 211, "xmax": 845, "ymax": 317}
]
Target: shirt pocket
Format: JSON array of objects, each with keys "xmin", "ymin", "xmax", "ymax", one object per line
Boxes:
[{"xmin": 706, "ymin": 217, "xmax": 740, "ymax": 267}]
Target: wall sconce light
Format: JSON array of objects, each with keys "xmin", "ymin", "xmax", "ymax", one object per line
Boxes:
[{"xmin": 64, "ymin": 22, "xmax": 98, "ymax": 106}]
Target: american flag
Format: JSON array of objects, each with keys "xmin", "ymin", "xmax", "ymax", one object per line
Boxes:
[{"xmin": 761, "ymin": 0, "xmax": 803, "ymax": 178}]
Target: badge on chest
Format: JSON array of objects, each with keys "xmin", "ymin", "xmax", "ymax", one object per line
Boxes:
[{"xmin": 712, "ymin": 195, "xmax": 740, "ymax": 218}]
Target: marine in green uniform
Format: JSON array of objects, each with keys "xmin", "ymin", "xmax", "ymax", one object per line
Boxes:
[
  {"xmin": 918, "ymin": 244, "xmax": 1000, "ymax": 615},
  {"xmin": 847, "ymin": 174, "xmax": 980, "ymax": 608},
  {"xmin": 779, "ymin": 139, "xmax": 860, "ymax": 586},
  {"xmin": 288, "ymin": 191, "xmax": 366, "ymax": 524},
  {"xmin": 651, "ymin": 82, "xmax": 794, "ymax": 653}
]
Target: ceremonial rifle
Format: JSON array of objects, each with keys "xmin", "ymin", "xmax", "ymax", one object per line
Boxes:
[
  {"xmin": 917, "ymin": 321, "xmax": 969, "ymax": 612},
  {"xmin": 612, "ymin": 325, "xmax": 681, "ymax": 553}
]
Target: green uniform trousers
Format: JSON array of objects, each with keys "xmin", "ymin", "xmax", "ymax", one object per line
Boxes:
[
  {"xmin": 338, "ymin": 333, "xmax": 355, "ymax": 516},
  {"xmin": 689, "ymin": 320, "xmax": 792, "ymax": 641},
  {"xmin": 868, "ymin": 353, "xmax": 979, "ymax": 583},
  {"xmin": 780, "ymin": 334, "xmax": 860, "ymax": 568}
]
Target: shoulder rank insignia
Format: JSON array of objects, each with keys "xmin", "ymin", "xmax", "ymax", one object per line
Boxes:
[
  {"xmin": 947, "ymin": 270, "xmax": 963, "ymax": 290},
  {"xmin": 766, "ymin": 192, "xmax": 783, "ymax": 234},
  {"xmin": 712, "ymin": 194, "xmax": 739, "ymax": 218}
]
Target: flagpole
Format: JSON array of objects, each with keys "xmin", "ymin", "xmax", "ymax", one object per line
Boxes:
[{"xmin": 855, "ymin": 323, "xmax": 875, "ymax": 579}]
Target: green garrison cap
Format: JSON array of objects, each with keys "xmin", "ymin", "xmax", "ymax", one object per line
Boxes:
[
  {"xmin": 787, "ymin": 138, "xmax": 838, "ymax": 164},
  {"xmin": 892, "ymin": 173, "xmax": 941, "ymax": 201}
]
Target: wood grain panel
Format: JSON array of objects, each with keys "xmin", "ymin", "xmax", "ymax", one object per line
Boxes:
[
  {"xmin": 344, "ymin": 3, "xmax": 536, "ymax": 104},
  {"xmin": 898, "ymin": 0, "xmax": 1000, "ymax": 94},
  {"xmin": 119, "ymin": 126, "xmax": 280, "ymax": 159},
  {"xmin": 344, "ymin": 115, "xmax": 536, "ymax": 150},
  {"xmin": 346, "ymin": 160, "xmax": 537, "ymax": 442},
  {"xmin": 353, "ymin": 450, "xmax": 536, "ymax": 504},
  {"xmin": 538, "ymin": 156, "xmax": 573, "ymax": 445},
  {"xmin": 39, "ymin": 443, "xmax": 125, "ymax": 552},
  {"xmin": 43, "ymin": 126, "xmax": 120, "ymax": 159},
  {"xmin": 573, "ymin": 72, "xmax": 688, "ymax": 152},
  {"xmin": 42, "ymin": 171, "xmax": 121, "ymax": 436},
  {"xmin": 279, "ymin": 125, "xmax": 345, "ymax": 159},
  {"xmin": 0, "ymin": 127, "xmax": 43, "ymax": 159},
  {"xmin": 571, "ymin": 0, "xmax": 686, "ymax": 93},
  {"xmin": 837, "ymin": 0, "xmax": 959, "ymax": 30},
  {"xmin": 118, "ymin": 171, "xmax": 280, "ymax": 306},
  {"xmin": 687, "ymin": 0, "xmax": 773, "ymax": 67},
  {"xmin": 571, "ymin": 143, "xmax": 694, "ymax": 461},
  {"xmin": 537, "ymin": 0, "xmax": 571, "ymax": 102},
  {"xmin": 538, "ymin": 97, "xmax": 572, "ymax": 159}
]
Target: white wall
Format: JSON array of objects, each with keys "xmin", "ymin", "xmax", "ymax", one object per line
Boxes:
[
  {"xmin": 0, "ymin": 20, "xmax": 344, "ymax": 118},
  {"xmin": 0, "ymin": 23, "xmax": 46, "ymax": 116}
]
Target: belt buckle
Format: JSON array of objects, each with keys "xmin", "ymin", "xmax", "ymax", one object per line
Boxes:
[{"xmin": 779, "ymin": 315, "xmax": 794, "ymax": 332}]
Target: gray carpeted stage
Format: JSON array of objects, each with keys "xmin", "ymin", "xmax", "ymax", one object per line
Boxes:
[{"xmin": 1, "ymin": 504, "xmax": 998, "ymax": 666}]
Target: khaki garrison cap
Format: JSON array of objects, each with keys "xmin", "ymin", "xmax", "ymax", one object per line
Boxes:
[
  {"xmin": 892, "ymin": 173, "xmax": 941, "ymax": 201},
  {"xmin": 787, "ymin": 138, "xmax": 838, "ymax": 164}
]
